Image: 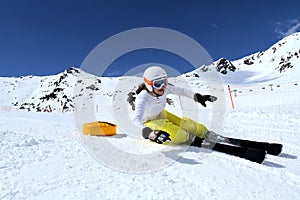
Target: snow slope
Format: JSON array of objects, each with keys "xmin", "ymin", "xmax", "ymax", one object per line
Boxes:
[
  {"xmin": 1, "ymin": 92, "xmax": 299, "ymax": 199},
  {"xmin": 0, "ymin": 33, "xmax": 300, "ymax": 199}
]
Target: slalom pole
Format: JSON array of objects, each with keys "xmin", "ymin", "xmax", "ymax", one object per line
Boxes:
[{"xmin": 228, "ymin": 85, "xmax": 235, "ymax": 109}]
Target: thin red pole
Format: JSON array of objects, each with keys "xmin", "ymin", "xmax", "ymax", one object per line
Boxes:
[{"xmin": 228, "ymin": 85, "xmax": 235, "ymax": 109}]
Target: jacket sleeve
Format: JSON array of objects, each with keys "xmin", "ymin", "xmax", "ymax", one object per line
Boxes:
[
  {"xmin": 167, "ymin": 84, "xmax": 195, "ymax": 99},
  {"xmin": 133, "ymin": 92, "xmax": 147, "ymax": 129}
]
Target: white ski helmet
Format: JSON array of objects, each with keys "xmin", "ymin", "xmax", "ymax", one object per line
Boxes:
[{"xmin": 143, "ymin": 66, "xmax": 168, "ymax": 92}]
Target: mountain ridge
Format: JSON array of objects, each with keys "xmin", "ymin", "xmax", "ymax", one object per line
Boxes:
[
  {"xmin": 0, "ymin": 32, "xmax": 299, "ymax": 112},
  {"xmin": 193, "ymin": 32, "xmax": 300, "ymax": 84}
]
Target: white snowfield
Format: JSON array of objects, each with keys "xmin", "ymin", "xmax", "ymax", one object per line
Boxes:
[{"xmin": 1, "ymin": 33, "xmax": 300, "ymax": 199}]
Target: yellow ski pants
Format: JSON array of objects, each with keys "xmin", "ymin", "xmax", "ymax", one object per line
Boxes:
[{"xmin": 144, "ymin": 110, "xmax": 208, "ymax": 144}]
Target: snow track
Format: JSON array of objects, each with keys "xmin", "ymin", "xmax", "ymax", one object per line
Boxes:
[{"xmin": 1, "ymin": 100, "xmax": 299, "ymax": 199}]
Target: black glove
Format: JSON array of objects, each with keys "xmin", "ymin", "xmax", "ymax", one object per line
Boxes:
[
  {"xmin": 194, "ymin": 93, "xmax": 217, "ymax": 107},
  {"xmin": 142, "ymin": 127, "xmax": 171, "ymax": 144},
  {"xmin": 152, "ymin": 130, "xmax": 171, "ymax": 144}
]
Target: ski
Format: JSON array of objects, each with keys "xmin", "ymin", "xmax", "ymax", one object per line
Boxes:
[
  {"xmin": 224, "ymin": 137, "xmax": 282, "ymax": 156},
  {"xmin": 202, "ymin": 142, "xmax": 266, "ymax": 164}
]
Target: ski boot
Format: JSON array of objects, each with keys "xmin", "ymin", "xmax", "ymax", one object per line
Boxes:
[{"xmin": 204, "ymin": 131, "xmax": 226, "ymax": 143}]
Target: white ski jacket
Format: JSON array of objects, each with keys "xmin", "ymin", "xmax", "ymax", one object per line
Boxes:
[{"xmin": 133, "ymin": 84, "xmax": 195, "ymax": 129}]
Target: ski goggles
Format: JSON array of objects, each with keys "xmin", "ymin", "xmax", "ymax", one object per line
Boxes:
[{"xmin": 144, "ymin": 77, "xmax": 168, "ymax": 89}]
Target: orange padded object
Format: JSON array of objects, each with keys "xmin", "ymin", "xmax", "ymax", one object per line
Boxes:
[{"xmin": 82, "ymin": 121, "xmax": 116, "ymax": 136}]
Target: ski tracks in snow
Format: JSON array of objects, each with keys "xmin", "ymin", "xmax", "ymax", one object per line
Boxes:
[
  {"xmin": 0, "ymin": 105, "xmax": 300, "ymax": 199},
  {"xmin": 221, "ymin": 104, "xmax": 300, "ymax": 198}
]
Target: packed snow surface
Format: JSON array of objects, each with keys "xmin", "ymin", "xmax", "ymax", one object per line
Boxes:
[{"xmin": 1, "ymin": 94, "xmax": 299, "ymax": 199}]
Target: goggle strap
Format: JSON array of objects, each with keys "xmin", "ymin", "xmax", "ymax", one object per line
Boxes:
[{"xmin": 143, "ymin": 77, "xmax": 153, "ymax": 86}]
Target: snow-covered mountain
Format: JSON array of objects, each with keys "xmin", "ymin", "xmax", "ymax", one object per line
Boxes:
[
  {"xmin": 0, "ymin": 32, "xmax": 299, "ymax": 113},
  {"xmin": 0, "ymin": 67, "xmax": 102, "ymax": 112},
  {"xmin": 188, "ymin": 32, "xmax": 300, "ymax": 84}
]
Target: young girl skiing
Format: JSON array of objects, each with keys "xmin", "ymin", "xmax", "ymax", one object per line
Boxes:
[{"xmin": 133, "ymin": 66, "xmax": 219, "ymax": 146}]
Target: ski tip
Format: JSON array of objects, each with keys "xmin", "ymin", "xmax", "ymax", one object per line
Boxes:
[
  {"xmin": 244, "ymin": 149, "xmax": 266, "ymax": 164},
  {"xmin": 267, "ymin": 144, "xmax": 283, "ymax": 156}
]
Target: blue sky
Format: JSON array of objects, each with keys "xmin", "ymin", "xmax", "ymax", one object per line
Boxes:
[{"xmin": 0, "ymin": 0, "xmax": 300, "ymax": 77}]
